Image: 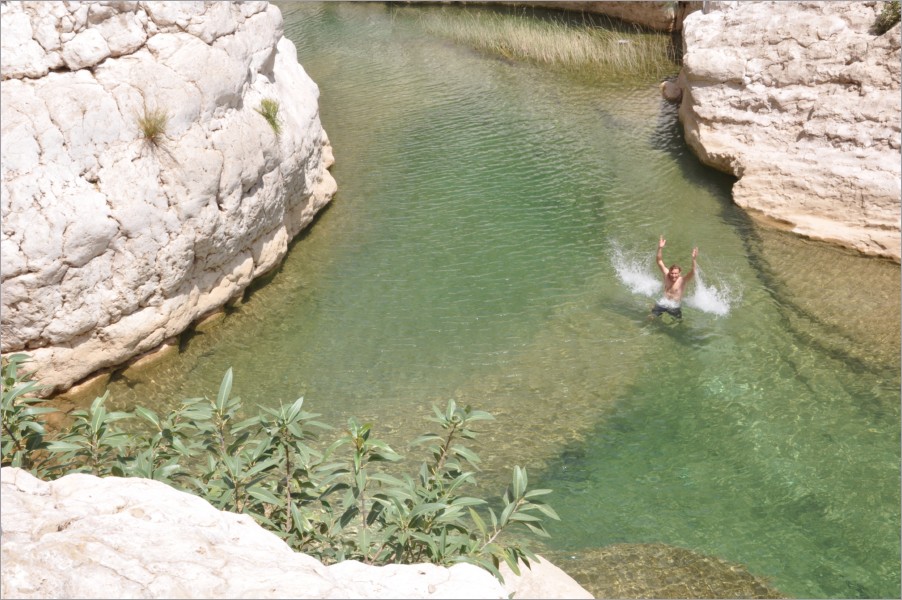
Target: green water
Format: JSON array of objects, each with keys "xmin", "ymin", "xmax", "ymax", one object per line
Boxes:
[{"xmin": 101, "ymin": 3, "xmax": 900, "ymax": 598}]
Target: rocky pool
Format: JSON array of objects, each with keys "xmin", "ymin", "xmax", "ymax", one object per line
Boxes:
[{"xmin": 102, "ymin": 4, "xmax": 900, "ymax": 597}]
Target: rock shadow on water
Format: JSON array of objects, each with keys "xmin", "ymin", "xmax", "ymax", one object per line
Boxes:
[{"xmin": 544, "ymin": 543, "xmax": 786, "ymax": 599}]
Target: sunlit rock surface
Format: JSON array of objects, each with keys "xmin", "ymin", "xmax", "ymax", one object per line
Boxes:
[
  {"xmin": 0, "ymin": 1, "xmax": 337, "ymax": 394},
  {"xmin": 0, "ymin": 468, "xmax": 592, "ymax": 599},
  {"xmin": 677, "ymin": 1, "xmax": 901, "ymax": 261}
]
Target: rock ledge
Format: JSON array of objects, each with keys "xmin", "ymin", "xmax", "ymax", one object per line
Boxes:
[{"xmin": 0, "ymin": 468, "xmax": 593, "ymax": 599}]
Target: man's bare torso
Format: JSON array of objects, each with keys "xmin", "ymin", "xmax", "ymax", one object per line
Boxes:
[
  {"xmin": 664, "ymin": 275, "xmax": 687, "ymax": 303},
  {"xmin": 655, "ymin": 236, "xmax": 698, "ymax": 308}
]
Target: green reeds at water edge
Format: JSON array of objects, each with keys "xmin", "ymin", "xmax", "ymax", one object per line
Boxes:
[{"xmin": 418, "ymin": 8, "xmax": 679, "ymax": 81}]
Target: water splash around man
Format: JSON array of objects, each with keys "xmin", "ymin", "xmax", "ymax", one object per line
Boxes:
[{"xmin": 610, "ymin": 241, "xmax": 737, "ymax": 317}]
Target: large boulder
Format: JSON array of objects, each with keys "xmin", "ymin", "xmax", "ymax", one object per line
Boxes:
[
  {"xmin": 0, "ymin": 468, "xmax": 592, "ymax": 599},
  {"xmin": 677, "ymin": 1, "xmax": 901, "ymax": 261},
  {"xmin": 0, "ymin": 1, "xmax": 337, "ymax": 394}
]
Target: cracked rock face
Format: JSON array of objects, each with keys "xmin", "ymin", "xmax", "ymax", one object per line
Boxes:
[
  {"xmin": 677, "ymin": 1, "xmax": 901, "ymax": 261},
  {"xmin": 1, "ymin": 1, "xmax": 337, "ymax": 393}
]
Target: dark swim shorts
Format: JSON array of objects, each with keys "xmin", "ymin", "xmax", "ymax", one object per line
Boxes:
[{"xmin": 652, "ymin": 302, "xmax": 682, "ymax": 319}]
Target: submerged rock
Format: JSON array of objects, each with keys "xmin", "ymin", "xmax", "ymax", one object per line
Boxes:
[
  {"xmin": 545, "ymin": 543, "xmax": 785, "ymax": 599},
  {"xmin": 0, "ymin": 1, "xmax": 337, "ymax": 394},
  {"xmin": 0, "ymin": 468, "xmax": 591, "ymax": 599},
  {"xmin": 677, "ymin": 1, "xmax": 901, "ymax": 261}
]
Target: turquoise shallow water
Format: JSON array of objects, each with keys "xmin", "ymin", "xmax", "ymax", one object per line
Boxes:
[{"xmin": 101, "ymin": 3, "xmax": 900, "ymax": 598}]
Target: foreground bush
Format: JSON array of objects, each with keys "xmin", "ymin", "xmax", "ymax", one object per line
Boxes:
[{"xmin": 1, "ymin": 354, "xmax": 556, "ymax": 581}]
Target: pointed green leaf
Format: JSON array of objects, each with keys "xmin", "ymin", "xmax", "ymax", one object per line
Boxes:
[
  {"xmin": 523, "ymin": 488, "xmax": 553, "ymax": 499},
  {"xmin": 89, "ymin": 394, "xmax": 109, "ymax": 433},
  {"xmin": 247, "ymin": 486, "xmax": 281, "ymax": 505},
  {"xmin": 451, "ymin": 445, "xmax": 482, "ymax": 466},
  {"xmin": 462, "ymin": 409, "xmax": 494, "ymax": 423},
  {"xmin": 45, "ymin": 441, "xmax": 83, "ymax": 452},
  {"xmin": 231, "ymin": 415, "xmax": 261, "ymax": 433},
  {"xmin": 216, "ymin": 368, "xmax": 233, "ymax": 412},
  {"xmin": 502, "ymin": 548, "xmax": 521, "ymax": 574},
  {"xmin": 488, "ymin": 507, "xmax": 498, "ymax": 529},
  {"xmin": 468, "ymin": 507, "xmax": 487, "ymax": 537},
  {"xmin": 135, "ymin": 406, "xmax": 161, "ymax": 428},
  {"xmin": 286, "ymin": 397, "xmax": 305, "ymax": 423},
  {"xmin": 509, "ymin": 512, "xmax": 541, "ymax": 522},
  {"xmin": 512, "ymin": 466, "xmax": 526, "ymax": 499},
  {"xmin": 449, "ymin": 496, "xmax": 485, "ymax": 508},
  {"xmin": 531, "ymin": 502, "xmax": 560, "ymax": 521},
  {"xmin": 409, "ymin": 502, "xmax": 447, "ymax": 518},
  {"xmin": 523, "ymin": 522, "xmax": 551, "ymax": 537},
  {"xmin": 500, "ymin": 500, "xmax": 516, "ymax": 526}
]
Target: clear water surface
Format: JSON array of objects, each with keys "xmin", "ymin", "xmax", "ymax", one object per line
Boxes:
[{"xmin": 101, "ymin": 4, "xmax": 900, "ymax": 598}]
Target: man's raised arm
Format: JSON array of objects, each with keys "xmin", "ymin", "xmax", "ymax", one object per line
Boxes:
[
  {"xmin": 656, "ymin": 236, "xmax": 668, "ymax": 275},
  {"xmin": 684, "ymin": 247, "xmax": 699, "ymax": 281}
]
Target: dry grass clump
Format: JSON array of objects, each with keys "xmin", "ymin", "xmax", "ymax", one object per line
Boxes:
[
  {"xmin": 137, "ymin": 106, "xmax": 169, "ymax": 146},
  {"xmin": 419, "ymin": 9, "xmax": 678, "ymax": 80}
]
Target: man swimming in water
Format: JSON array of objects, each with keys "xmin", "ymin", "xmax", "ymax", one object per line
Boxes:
[{"xmin": 651, "ymin": 235, "xmax": 698, "ymax": 319}]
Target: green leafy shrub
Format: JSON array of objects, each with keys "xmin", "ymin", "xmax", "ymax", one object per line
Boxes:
[
  {"xmin": 1, "ymin": 354, "xmax": 57, "ymax": 471},
  {"xmin": 0, "ymin": 359, "xmax": 557, "ymax": 581},
  {"xmin": 137, "ymin": 106, "xmax": 169, "ymax": 145},
  {"xmin": 874, "ymin": 1, "xmax": 901, "ymax": 34},
  {"xmin": 256, "ymin": 98, "xmax": 282, "ymax": 135},
  {"xmin": 45, "ymin": 393, "xmax": 132, "ymax": 477}
]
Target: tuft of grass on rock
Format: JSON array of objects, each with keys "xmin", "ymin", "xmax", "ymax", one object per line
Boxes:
[
  {"xmin": 256, "ymin": 98, "xmax": 282, "ymax": 136},
  {"xmin": 137, "ymin": 106, "xmax": 169, "ymax": 146}
]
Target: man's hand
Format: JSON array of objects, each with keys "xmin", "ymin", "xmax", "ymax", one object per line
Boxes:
[
  {"xmin": 692, "ymin": 247, "xmax": 699, "ymax": 260},
  {"xmin": 659, "ymin": 236, "xmax": 666, "ymax": 249}
]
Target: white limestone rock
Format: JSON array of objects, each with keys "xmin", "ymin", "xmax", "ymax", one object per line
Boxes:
[
  {"xmin": 500, "ymin": 556, "xmax": 595, "ymax": 599},
  {"xmin": 0, "ymin": 1, "xmax": 337, "ymax": 393},
  {"xmin": 677, "ymin": 1, "xmax": 901, "ymax": 261},
  {"xmin": 0, "ymin": 468, "xmax": 592, "ymax": 599},
  {"xmin": 61, "ymin": 26, "xmax": 112, "ymax": 69}
]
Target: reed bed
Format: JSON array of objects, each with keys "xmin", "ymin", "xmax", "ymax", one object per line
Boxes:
[{"xmin": 419, "ymin": 8, "xmax": 678, "ymax": 81}]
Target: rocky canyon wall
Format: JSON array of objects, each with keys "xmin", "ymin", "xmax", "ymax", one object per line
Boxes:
[
  {"xmin": 677, "ymin": 1, "xmax": 901, "ymax": 261},
  {"xmin": 0, "ymin": 1, "xmax": 337, "ymax": 394}
]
